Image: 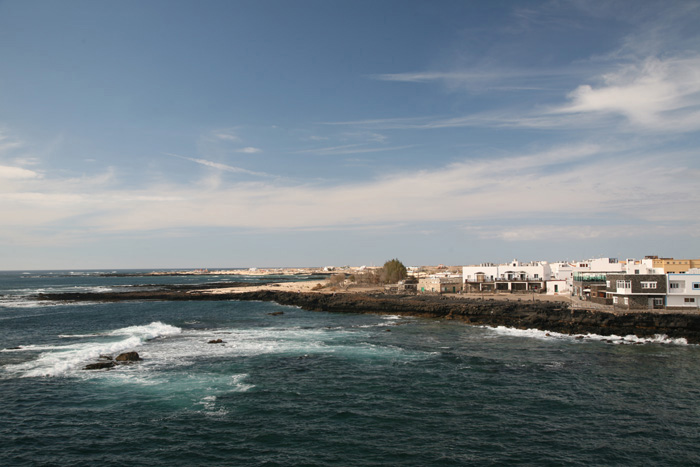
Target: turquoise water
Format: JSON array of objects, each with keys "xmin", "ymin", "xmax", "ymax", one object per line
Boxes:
[{"xmin": 1, "ymin": 271, "xmax": 700, "ymax": 466}]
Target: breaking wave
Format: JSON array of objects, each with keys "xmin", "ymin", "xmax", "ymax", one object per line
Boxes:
[
  {"xmin": 486, "ymin": 326, "xmax": 690, "ymax": 345},
  {"xmin": 3, "ymin": 321, "xmax": 182, "ymax": 378}
]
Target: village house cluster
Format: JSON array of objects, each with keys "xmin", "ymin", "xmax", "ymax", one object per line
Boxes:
[{"xmin": 407, "ymin": 256, "xmax": 700, "ymax": 311}]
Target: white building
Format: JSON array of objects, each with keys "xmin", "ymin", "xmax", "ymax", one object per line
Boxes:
[
  {"xmin": 666, "ymin": 274, "xmax": 700, "ymax": 309},
  {"xmin": 463, "ymin": 259, "xmax": 551, "ymax": 283},
  {"xmin": 462, "ymin": 259, "xmax": 551, "ymax": 293},
  {"xmin": 546, "ymin": 279, "xmax": 568, "ymax": 295},
  {"xmin": 548, "ymin": 258, "xmax": 624, "ymax": 295}
]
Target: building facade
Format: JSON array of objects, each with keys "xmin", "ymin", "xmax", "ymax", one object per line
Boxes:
[
  {"xmin": 606, "ymin": 273, "xmax": 668, "ymax": 310},
  {"xmin": 463, "ymin": 259, "xmax": 550, "ymax": 294},
  {"xmin": 666, "ymin": 274, "xmax": 700, "ymax": 309},
  {"xmin": 417, "ymin": 277, "xmax": 462, "ymax": 294}
]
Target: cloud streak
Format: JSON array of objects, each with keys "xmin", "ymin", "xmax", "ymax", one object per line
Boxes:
[
  {"xmin": 2, "ymin": 143, "xmax": 697, "ymax": 246},
  {"xmin": 360, "ymin": 55, "xmax": 700, "ymax": 133},
  {"xmin": 236, "ymin": 147, "xmax": 262, "ymax": 154},
  {"xmin": 165, "ymin": 153, "xmax": 273, "ymax": 178},
  {"xmin": 295, "ymin": 144, "xmax": 414, "ymax": 156},
  {"xmin": 372, "ymin": 69, "xmax": 576, "ymax": 92}
]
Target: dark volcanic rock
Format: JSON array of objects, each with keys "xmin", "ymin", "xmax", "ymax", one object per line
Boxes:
[
  {"xmin": 84, "ymin": 361, "xmax": 116, "ymax": 370},
  {"xmin": 34, "ymin": 286, "xmax": 700, "ymax": 344},
  {"xmin": 228, "ymin": 291, "xmax": 700, "ymax": 344},
  {"xmin": 115, "ymin": 351, "xmax": 141, "ymax": 362},
  {"xmin": 208, "ymin": 339, "xmax": 224, "ymax": 344}
]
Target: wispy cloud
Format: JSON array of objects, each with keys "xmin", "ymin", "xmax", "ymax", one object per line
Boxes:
[
  {"xmin": 295, "ymin": 144, "xmax": 414, "ymax": 156},
  {"xmin": 2, "ymin": 143, "xmax": 697, "ymax": 246},
  {"xmin": 552, "ymin": 56, "xmax": 700, "ymax": 132},
  {"xmin": 165, "ymin": 153, "xmax": 272, "ymax": 177},
  {"xmin": 214, "ymin": 131, "xmax": 240, "ymax": 142},
  {"xmin": 338, "ymin": 54, "xmax": 700, "ymax": 134},
  {"xmin": 372, "ymin": 69, "xmax": 574, "ymax": 92},
  {"xmin": 463, "ymin": 224, "xmax": 695, "ymax": 242},
  {"xmin": 236, "ymin": 147, "xmax": 262, "ymax": 154},
  {"xmin": 0, "ymin": 165, "xmax": 41, "ymax": 180}
]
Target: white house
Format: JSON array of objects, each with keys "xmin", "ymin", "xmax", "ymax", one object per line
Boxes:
[
  {"xmin": 666, "ymin": 274, "xmax": 700, "ymax": 309},
  {"xmin": 546, "ymin": 279, "xmax": 568, "ymax": 295},
  {"xmin": 463, "ymin": 259, "xmax": 551, "ymax": 293},
  {"xmin": 463, "ymin": 259, "xmax": 551, "ymax": 282}
]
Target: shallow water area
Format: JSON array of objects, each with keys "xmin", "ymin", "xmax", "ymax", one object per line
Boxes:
[{"xmin": 2, "ymin": 270, "xmax": 700, "ymax": 466}]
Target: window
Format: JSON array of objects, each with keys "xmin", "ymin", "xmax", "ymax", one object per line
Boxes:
[
  {"xmin": 616, "ymin": 280, "xmax": 631, "ymax": 290},
  {"xmin": 685, "ymin": 298, "xmax": 696, "ymax": 303},
  {"xmin": 624, "ymin": 297, "xmax": 629, "ymax": 305},
  {"xmin": 534, "ymin": 274, "xmax": 539, "ymax": 279},
  {"xmin": 606, "ymin": 281, "xmax": 611, "ymax": 288},
  {"xmin": 670, "ymin": 282, "xmax": 681, "ymax": 289},
  {"xmin": 613, "ymin": 296, "xmax": 618, "ymax": 304},
  {"xmin": 654, "ymin": 298, "xmax": 664, "ymax": 306},
  {"xmin": 641, "ymin": 281, "xmax": 657, "ymax": 289},
  {"xmin": 693, "ymin": 283, "xmax": 700, "ymax": 290}
]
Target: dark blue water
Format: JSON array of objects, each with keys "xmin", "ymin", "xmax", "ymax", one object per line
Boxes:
[{"xmin": 2, "ymin": 271, "xmax": 700, "ymax": 466}]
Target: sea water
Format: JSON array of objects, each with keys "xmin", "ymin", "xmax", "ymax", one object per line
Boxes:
[{"xmin": 1, "ymin": 271, "xmax": 700, "ymax": 466}]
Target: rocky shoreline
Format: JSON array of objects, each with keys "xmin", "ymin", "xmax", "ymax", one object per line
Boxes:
[{"xmin": 37, "ymin": 287, "xmax": 700, "ymax": 344}]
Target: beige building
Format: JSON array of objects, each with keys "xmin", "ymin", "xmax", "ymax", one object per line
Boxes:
[
  {"xmin": 417, "ymin": 277, "xmax": 462, "ymax": 294},
  {"xmin": 648, "ymin": 257, "xmax": 700, "ymax": 273}
]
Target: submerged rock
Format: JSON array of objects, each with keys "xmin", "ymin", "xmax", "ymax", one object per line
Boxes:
[
  {"xmin": 84, "ymin": 361, "xmax": 115, "ymax": 370},
  {"xmin": 98, "ymin": 354, "xmax": 113, "ymax": 360},
  {"xmin": 115, "ymin": 351, "xmax": 141, "ymax": 362},
  {"xmin": 208, "ymin": 339, "xmax": 224, "ymax": 344},
  {"xmin": 268, "ymin": 311, "xmax": 284, "ymax": 316}
]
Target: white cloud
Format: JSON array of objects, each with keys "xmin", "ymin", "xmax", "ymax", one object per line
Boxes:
[
  {"xmin": 0, "ymin": 139, "xmax": 697, "ymax": 247},
  {"xmin": 296, "ymin": 144, "xmax": 414, "ymax": 156},
  {"xmin": 214, "ymin": 132, "xmax": 240, "ymax": 141},
  {"xmin": 463, "ymin": 224, "xmax": 686, "ymax": 242},
  {"xmin": 554, "ymin": 56, "xmax": 700, "ymax": 132},
  {"xmin": 165, "ymin": 153, "xmax": 272, "ymax": 178},
  {"xmin": 236, "ymin": 147, "xmax": 262, "ymax": 154},
  {"xmin": 0, "ymin": 165, "xmax": 41, "ymax": 180},
  {"xmin": 372, "ymin": 69, "xmax": 573, "ymax": 92}
]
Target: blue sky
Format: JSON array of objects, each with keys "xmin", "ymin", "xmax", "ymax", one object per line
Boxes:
[{"xmin": 1, "ymin": 0, "xmax": 699, "ymax": 269}]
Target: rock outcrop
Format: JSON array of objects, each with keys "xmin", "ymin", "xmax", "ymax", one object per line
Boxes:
[
  {"xmin": 84, "ymin": 361, "xmax": 116, "ymax": 370},
  {"xmin": 229, "ymin": 291, "xmax": 700, "ymax": 344},
  {"xmin": 115, "ymin": 351, "xmax": 141, "ymax": 362},
  {"xmin": 37, "ymin": 287, "xmax": 700, "ymax": 344}
]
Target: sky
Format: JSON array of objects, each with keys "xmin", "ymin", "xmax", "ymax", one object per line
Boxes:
[{"xmin": 1, "ymin": 0, "xmax": 699, "ymax": 269}]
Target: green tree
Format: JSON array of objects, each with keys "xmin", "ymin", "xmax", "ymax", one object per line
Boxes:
[{"xmin": 380, "ymin": 258, "xmax": 408, "ymax": 284}]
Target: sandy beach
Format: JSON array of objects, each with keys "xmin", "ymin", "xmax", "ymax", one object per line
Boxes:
[{"xmin": 205, "ymin": 279, "xmax": 574, "ymax": 304}]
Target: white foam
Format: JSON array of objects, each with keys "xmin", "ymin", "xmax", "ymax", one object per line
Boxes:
[
  {"xmin": 108, "ymin": 321, "xmax": 182, "ymax": 340},
  {"xmin": 486, "ymin": 326, "xmax": 690, "ymax": 346},
  {"xmin": 230, "ymin": 373, "xmax": 254, "ymax": 392},
  {"xmin": 3, "ymin": 321, "xmax": 182, "ymax": 378},
  {"xmin": 58, "ymin": 333, "xmax": 102, "ymax": 338}
]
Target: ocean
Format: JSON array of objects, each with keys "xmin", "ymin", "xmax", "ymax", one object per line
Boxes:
[{"xmin": 1, "ymin": 270, "xmax": 699, "ymax": 466}]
